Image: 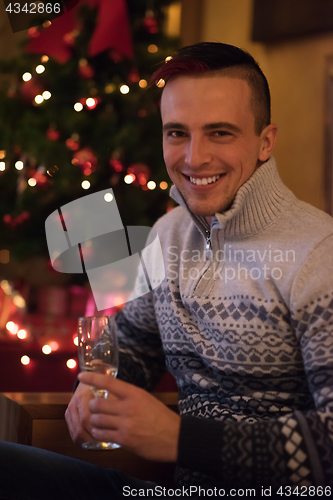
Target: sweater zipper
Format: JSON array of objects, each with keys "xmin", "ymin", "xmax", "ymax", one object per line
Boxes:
[
  {"xmin": 193, "ymin": 222, "xmax": 213, "ymax": 293},
  {"xmin": 191, "ymin": 219, "xmax": 214, "ymax": 293},
  {"xmin": 205, "ymin": 228, "xmax": 212, "ymax": 260}
]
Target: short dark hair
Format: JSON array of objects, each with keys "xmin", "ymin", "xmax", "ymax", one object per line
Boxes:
[{"xmin": 151, "ymin": 42, "xmax": 271, "ymax": 136}]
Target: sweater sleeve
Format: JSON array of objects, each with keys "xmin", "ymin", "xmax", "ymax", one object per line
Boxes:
[
  {"xmin": 115, "ymin": 290, "xmax": 167, "ymax": 391},
  {"xmin": 177, "ymin": 235, "xmax": 333, "ymax": 488},
  {"xmin": 113, "ymin": 223, "xmax": 167, "ymax": 390}
]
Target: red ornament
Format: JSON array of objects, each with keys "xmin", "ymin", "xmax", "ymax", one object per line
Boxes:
[
  {"xmin": 127, "ymin": 163, "xmax": 150, "ymax": 187},
  {"xmin": 78, "ymin": 60, "xmax": 95, "ymax": 80},
  {"xmin": 63, "ymin": 29, "xmax": 79, "ymax": 47},
  {"xmin": 3, "ymin": 212, "xmax": 30, "ymax": 228},
  {"xmin": 66, "ymin": 138, "xmax": 80, "ymax": 151},
  {"xmin": 73, "ymin": 148, "xmax": 97, "ymax": 170},
  {"xmin": 34, "ymin": 171, "xmax": 48, "ymax": 188},
  {"xmin": 128, "ymin": 68, "xmax": 140, "ymax": 83},
  {"xmin": 109, "ymin": 159, "xmax": 123, "ymax": 172},
  {"xmin": 3, "ymin": 214, "xmax": 12, "ymax": 225},
  {"xmin": 16, "ymin": 211, "xmax": 30, "ymax": 223},
  {"xmin": 46, "ymin": 128, "xmax": 60, "ymax": 141},
  {"xmin": 28, "ymin": 27, "xmax": 40, "ymax": 39},
  {"xmin": 143, "ymin": 10, "xmax": 158, "ymax": 34}
]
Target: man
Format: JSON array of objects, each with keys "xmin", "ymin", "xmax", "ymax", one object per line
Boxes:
[
  {"xmin": 1, "ymin": 42, "xmax": 333, "ymax": 497},
  {"xmin": 67, "ymin": 42, "xmax": 333, "ymax": 488}
]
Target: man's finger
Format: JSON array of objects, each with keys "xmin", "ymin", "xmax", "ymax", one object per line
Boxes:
[
  {"xmin": 65, "ymin": 400, "xmax": 94, "ymax": 444},
  {"xmin": 78, "ymin": 372, "xmax": 133, "ymax": 399}
]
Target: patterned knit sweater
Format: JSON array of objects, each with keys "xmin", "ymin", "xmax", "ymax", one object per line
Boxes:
[{"xmin": 115, "ymin": 157, "xmax": 333, "ymax": 488}]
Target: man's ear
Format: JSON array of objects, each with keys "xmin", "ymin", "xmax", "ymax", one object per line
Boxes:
[{"xmin": 258, "ymin": 123, "xmax": 278, "ymax": 162}]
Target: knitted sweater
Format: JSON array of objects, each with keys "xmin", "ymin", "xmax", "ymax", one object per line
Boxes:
[{"xmin": 115, "ymin": 157, "xmax": 333, "ymax": 488}]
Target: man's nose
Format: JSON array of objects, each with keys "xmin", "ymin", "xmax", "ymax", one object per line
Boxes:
[{"xmin": 184, "ymin": 137, "xmax": 212, "ymax": 169}]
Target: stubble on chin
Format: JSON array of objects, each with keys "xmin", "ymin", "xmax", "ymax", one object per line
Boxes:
[{"xmin": 184, "ymin": 195, "xmax": 234, "ymax": 218}]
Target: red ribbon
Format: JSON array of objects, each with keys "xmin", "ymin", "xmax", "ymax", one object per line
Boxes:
[{"xmin": 26, "ymin": 0, "xmax": 134, "ymax": 63}]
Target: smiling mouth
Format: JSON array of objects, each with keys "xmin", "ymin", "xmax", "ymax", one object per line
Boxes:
[{"xmin": 187, "ymin": 174, "xmax": 223, "ymax": 186}]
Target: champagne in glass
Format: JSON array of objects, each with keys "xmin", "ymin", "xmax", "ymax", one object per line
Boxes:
[{"xmin": 78, "ymin": 315, "xmax": 120, "ymax": 450}]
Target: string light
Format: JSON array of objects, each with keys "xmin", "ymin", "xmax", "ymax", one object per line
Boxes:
[
  {"xmin": 42, "ymin": 345, "xmax": 52, "ymax": 355},
  {"xmin": 6, "ymin": 321, "xmax": 18, "ymax": 335},
  {"xmin": 86, "ymin": 97, "xmax": 97, "ymax": 109},
  {"xmin": 81, "ymin": 180, "xmax": 90, "ymax": 189},
  {"xmin": 34, "ymin": 95, "xmax": 44, "ymax": 105},
  {"xmin": 120, "ymin": 85, "xmax": 130, "ymax": 95},
  {"xmin": 160, "ymin": 181, "xmax": 168, "ymax": 190},
  {"xmin": 0, "ymin": 151, "xmax": 5, "ymax": 159},
  {"xmin": 73, "ymin": 336, "xmax": 79, "ymax": 347},
  {"xmin": 0, "ymin": 162, "xmax": 6, "ymax": 171},
  {"xmin": 105, "ymin": 83, "xmax": 116, "ymax": 94},
  {"xmin": 35, "ymin": 65, "xmax": 45, "ymax": 74},
  {"xmin": 111, "ymin": 160, "xmax": 123, "ymax": 172},
  {"xmin": 42, "ymin": 91, "xmax": 51, "ymax": 100},
  {"xmin": 124, "ymin": 174, "xmax": 135, "ymax": 184},
  {"xmin": 49, "ymin": 341, "xmax": 59, "ymax": 351},
  {"xmin": 41, "ymin": 55, "xmax": 49, "ymax": 63},
  {"xmin": 148, "ymin": 44, "xmax": 158, "ymax": 53},
  {"xmin": 13, "ymin": 295, "xmax": 25, "ymax": 308},
  {"xmin": 28, "ymin": 178, "xmax": 37, "ymax": 187},
  {"xmin": 21, "ymin": 355, "xmax": 30, "ymax": 365},
  {"xmin": 165, "ymin": 56, "xmax": 173, "ymax": 62},
  {"xmin": 139, "ymin": 79, "xmax": 148, "ymax": 88},
  {"xmin": 28, "ymin": 27, "xmax": 39, "ymax": 38},
  {"xmin": 147, "ymin": 181, "xmax": 156, "ymax": 190},
  {"xmin": 104, "ymin": 193, "xmax": 113, "ymax": 202},
  {"xmin": 17, "ymin": 329, "xmax": 27, "ymax": 340},
  {"xmin": 156, "ymin": 79, "xmax": 165, "ymax": 88},
  {"xmin": 67, "ymin": 359, "xmax": 77, "ymax": 369},
  {"xmin": 15, "ymin": 161, "xmax": 24, "ymax": 170},
  {"xmin": 22, "ymin": 72, "xmax": 32, "ymax": 82},
  {"xmin": 1, "ymin": 280, "xmax": 11, "ymax": 294},
  {"xmin": 74, "ymin": 102, "xmax": 83, "ymax": 112},
  {"xmin": 0, "ymin": 249, "xmax": 9, "ymax": 263}
]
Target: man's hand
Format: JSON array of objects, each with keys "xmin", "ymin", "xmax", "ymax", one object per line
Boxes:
[
  {"xmin": 65, "ymin": 381, "xmax": 95, "ymax": 445},
  {"xmin": 78, "ymin": 372, "xmax": 181, "ymax": 462}
]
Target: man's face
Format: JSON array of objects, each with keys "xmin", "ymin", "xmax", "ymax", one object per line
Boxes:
[{"xmin": 161, "ymin": 75, "xmax": 274, "ymax": 219}]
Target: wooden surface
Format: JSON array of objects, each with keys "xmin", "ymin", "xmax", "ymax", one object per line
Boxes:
[{"xmin": 0, "ymin": 392, "xmax": 178, "ymax": 485}]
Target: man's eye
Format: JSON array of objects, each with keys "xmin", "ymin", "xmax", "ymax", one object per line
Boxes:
[
  {"xmin": 213, "ymin": 131, "xmax": 230, "ymax": 136},
  {"xmin": 167, "ymin": 131, "xmax": 185, "ymax": 138}
]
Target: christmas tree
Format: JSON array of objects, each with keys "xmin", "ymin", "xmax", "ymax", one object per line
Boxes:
[{"xmin": 0, "ymin": 0, "xmax": 179, "ymax": 263}]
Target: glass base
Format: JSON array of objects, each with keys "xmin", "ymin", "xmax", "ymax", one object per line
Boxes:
[{"xmin": 82, "ymin": 441, "xmax": 120, "ymax": 450}]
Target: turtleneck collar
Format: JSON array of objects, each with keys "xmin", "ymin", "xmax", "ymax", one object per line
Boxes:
[{"xmin": 169, "ymin": 157, "xmax": 296, "ymax": 238}]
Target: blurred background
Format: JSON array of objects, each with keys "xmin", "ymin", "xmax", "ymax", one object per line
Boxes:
[{"xmin": 0, "ymin": 0, "xmax": 332, "ymax": 392}]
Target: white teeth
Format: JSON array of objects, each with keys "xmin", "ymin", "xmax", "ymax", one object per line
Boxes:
[{"xmin": 189, "ymin": 174, "xmax": 221, "ymax": 185}]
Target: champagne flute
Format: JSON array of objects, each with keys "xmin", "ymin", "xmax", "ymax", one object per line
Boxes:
[{"xmin": 77, "ymin": 315, "xmax": 120, "ymax": 450}]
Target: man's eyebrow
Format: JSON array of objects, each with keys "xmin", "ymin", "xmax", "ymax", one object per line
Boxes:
[
  {"xmin": 202, "ymin": 122, "xmax": 242, "ymax": 133},
  {"xmin": 162, "ymin": 122, "xmax": 187, "ymax": 132},
  {"xmin": 162, "ymin": 122, "xmax": 242, "ymax": 133}
]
